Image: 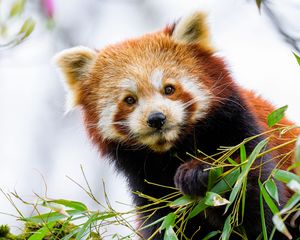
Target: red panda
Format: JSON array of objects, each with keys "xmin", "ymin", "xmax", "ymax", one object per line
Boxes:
[{"xmin": 55, "ymin": 12, "xmax": 299, "ymax": 239}]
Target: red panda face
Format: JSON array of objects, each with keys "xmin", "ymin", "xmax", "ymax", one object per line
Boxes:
[
  {"xmin": 55, "ymin": 12, "xmax": 219, "ymax": 152},
  {"xmin": 89, "ymin": 38, "xmax": 212, "ymax": 152}
]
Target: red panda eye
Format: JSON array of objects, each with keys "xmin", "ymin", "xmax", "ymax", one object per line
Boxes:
[
  {"xmin": 124, "ymin": 96, "xmax": 136, "ymax": 105},
  {"xmin": 164, "ymin": 85, "xmax": 175, "ymax": 95}
]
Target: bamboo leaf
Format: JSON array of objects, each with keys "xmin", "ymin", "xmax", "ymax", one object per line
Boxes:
[
  {"xmin": 169, "ymin": 195, "xmax": 193, "ymax": 208},
  {"xmin": 265, "ymin": 179, "xmax": 279, "ymax": 204},
  {"xmin": 241, "ymin": 178, "xmax": 247, "ymax": 220},
  {"xmin": 61, "ymin": 228, "xmax": 81, "ymax": 240},
  {"xmin": 259, "ymin": 189, "xmax": 268, "ymax": 240},
  {"xmin": 25, "ymin": 210, "xmax": 83, "ymax": 223},
  {"xmin": 160, "ymin": 213, "xmax": 176, "ymax": 231},
  {"xmin": 188, "ymin": 199, "xmax": 208, "ymax": 219},
  {"xmin": 272, "ymin": 214, "xmax": 292, "ymax": 239},
  {"xmin": 204, "ymin": 192, "xmax": 230, "ymax": 207},
  {"xmin": 280, "ymin": 193, "xmax": 300, "ymax": 214},
  {"xmin": 225, "ymin": 139, "xmax": 268, "ymax": 213},
  {"xmin": 46, "ymin": 199, "xmax": 88, "ymax": 212},
  {"xmin": 164, "ymin": 226, "xmax": 178, "ymax": 240},
  {"xmin": 240, "ymin": 144, "xmax": 247, "ymax": 164},
  {"xmin": 42, "ymin": 201, "xmax": 69, "ymax": 216},
  {"xmin": 139, "ymin": 216, "xmax": 165, "ymax": 231},
  {"xmin": 18, "ymin": 17, "xmax": 35, "ymax": 41},
  {"xmin": 203, "ymin": 231, "xmax": 221, "ymax": 240},
  {"xmin": 273, "ymin": 169, "xmax": 300, "ymax": 184},
  {"xmin": 226, "ymin": 157, "xmax": 238, "ymax": 166},
  {"xmin": 28, "ymin": 222, "xmax": 56, "ymax": 240},
  {"xmin": 9, "ymin": 0, "xmax": 26, "ymax": 18},
  {"xmin": 75, "ymin": 213, "xmax": 99, "ymax": 240},
  {"xmin": 267, "ymin": 105, "xmax": 288, "ymax": 127},
  {"xmin": 211, "ymin": 168, "xmax": 240, "ymax": 194},
  {"xmin": 221, "ymin": 215, "xmax": 232, "ymax": 240},
  {"xmin": 293, "ymin": 52, "xmax": 300, "ymax": 66},
  {"xmin": 208, "ymin": 167, "xmax": 223, "ymax": 190},
  {"xmin": 258, "ymin": 180, "xmax": 279, "ymax": 214}
]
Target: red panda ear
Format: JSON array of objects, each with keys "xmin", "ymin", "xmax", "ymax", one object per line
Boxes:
[
  {"xmin": 171, "ymin": 12, "xmax": 212, "ymax": 50},
  {"xmin": 54, "ymin": 46, "xmax": 97, "ymax": 109}
]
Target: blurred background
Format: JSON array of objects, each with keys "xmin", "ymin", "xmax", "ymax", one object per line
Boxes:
[{"xmin": 0, "ymin": 0, "xmax": 299, "ymax": 235}]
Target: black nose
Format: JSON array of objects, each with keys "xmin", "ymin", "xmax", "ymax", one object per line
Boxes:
[{"xmin": 147, "ymin": 112, "xmax": 166, "ymax": 129}]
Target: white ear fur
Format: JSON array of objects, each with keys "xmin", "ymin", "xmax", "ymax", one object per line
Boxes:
[
  {"xmin": 54, "ymin": 46, "xmax": 97, "ymax": 111},
  {"xmin": 172, "ymin": 11, "xmax": 212, "ymax": 49}
]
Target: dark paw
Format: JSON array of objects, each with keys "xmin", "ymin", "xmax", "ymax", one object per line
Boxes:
[{"xmin": 174, "ymin": 161, "xmax": 209, "ymax": 197}]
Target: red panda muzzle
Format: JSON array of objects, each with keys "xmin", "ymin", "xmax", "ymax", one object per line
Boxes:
[{"xmin": 147, "ymin": 112, "xmax": 167, "ymax": 130}]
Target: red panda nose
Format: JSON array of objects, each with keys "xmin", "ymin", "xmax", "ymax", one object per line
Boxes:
[{"xmin": 147, "ymin": 112, "xmax": 166, "ymax": 130}]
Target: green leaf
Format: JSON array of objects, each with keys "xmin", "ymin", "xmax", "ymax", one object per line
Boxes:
[
  {"xmin": 273, "ymin": 169, "xmax": 300, "ymax": 184},
  {"xmin": 240, "ymin": 144, "xmax": 247, "ymax": 171},
  {"xmin": 293, "ymin": 52, "xmax": 300, "ymax": 66},
  {"xmin": 25, "ymin": 210, "xmax": 82, "ymax": 223},
  {"xmin": 204, "ymin": 192, "xmax": 230, "ymax": 207},
  {"xmin": 160, "ymin": 213, "xmax": 176, "ymax": 231},
  {"xmin": 221, "ymin": 215, "xmax": 232, "ymax": 240},
  {"xmin": 164, "ymin": 226, "xmax": 178, "ymax": 240},
  {"xmin": 225, "ymin": 139, "xmax": 269, "ymax": 213},
  {"xmin": 241, "ymin": 178, "xmax": 247, "ymax": 220},
  {"xmin": 46, "ymin": 199, "xmax": 88, "ymax": 212},
  {"xmin": 208, "ymin": 167, "xmax": 223, "ymax": 190},
  {"xmin": 286, "ymin": 161, "xmax": 300, "ymax": 172},
  {"xmin": 9, "ymin": 0, "xmax": 26, "ymax": 17},
  {"xmin": 265, "ymin": 179, "xmax": 279, "ymax": 204},
  {"xmin": 169, "ymin": 195, "xmax": 193, "ymax": 208},
  {"xmin": 139, "ymin": 216, "xmax": 165, "ymax": 231},
  {"xmin": 259, "ymin": 189, "xmax": 268, "ymax": 240},
  {"xmin": 75, "ymin": 213, "xmax": 99, "ymax": 240},
  {"xmin": 42, "ymin": 201, "xmax": 69, "ymax": 216},
  {"xmin": 61, "ymin": 228, "xmax": 81, "ymax": 240},
  {"xmin": 18, "ymin": 17, "xmax": 35, "ymax": 41},
  {"xmin": 211, "ymin": 168, "xmax": 240, "ymax": 194},
  {"xmin": 188, "ymin": 199, "xmax": 208, "ymax": 219},
  {"xmin": 226, "ymin": 157, "xmax": 238, "ymax": 166},
  {"xmin": 272, "ymin": 214, "xmax": 292, "ymax": 239},
  {"xmin": 259, "ymin": 180, "xmax": 279, "ymax": 214},
  {"xmin": 28, "ymin": 222, "xmax": 56, "ymax": 240},
  {"xmin": 240, "ymin": 144, "xmax": 247, "ymax": 163},
  {"xmin": 267, "ymin": 105, "xmax": 288, "ymax": 127},
  {"xmin": 280, "ymin": 193, "xmax": 300, "ymax": 214},
  {"xmin": 203, "ymin": 231, "xmax": 221, "ymax": 240}
]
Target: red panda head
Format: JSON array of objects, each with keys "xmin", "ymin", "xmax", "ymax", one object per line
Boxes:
[{"xmin": 55, "ymin": 12, "xmax": 232, "ymax": 153}]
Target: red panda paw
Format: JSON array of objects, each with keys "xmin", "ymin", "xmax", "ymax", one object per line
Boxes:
[{"xmin": 174, "ymin": 160, "xmax": 209, "ymax": 197}]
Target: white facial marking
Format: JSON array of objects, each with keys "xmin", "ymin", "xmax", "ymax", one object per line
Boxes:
[
  {"xmin": 119, "ymin": 78, "xmax": 137, "ymax": 93},
  {"xmin": 180, "ymin": 76, "xmax": 212, "ymax": 121},
  {"xmin": 98, "ymin": 103, "xmax": 120, "ymax": 140},
  {"xmin": 150, "ymin": 68, "xmax": 164, "ymax": 90}
]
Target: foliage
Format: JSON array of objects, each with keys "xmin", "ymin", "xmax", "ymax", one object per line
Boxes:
[
  {"xmin": 0, "ymin": 0, "xmax": 35, "ymax": 50},
  {"xmin": 293, "ymin": 52, "xmax": 300, "ymax": 66}
]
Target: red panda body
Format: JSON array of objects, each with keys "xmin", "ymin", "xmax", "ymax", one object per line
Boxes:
[{"xmin": 56, "ymin": 12, "xmax": 299, "ymax": 239}]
